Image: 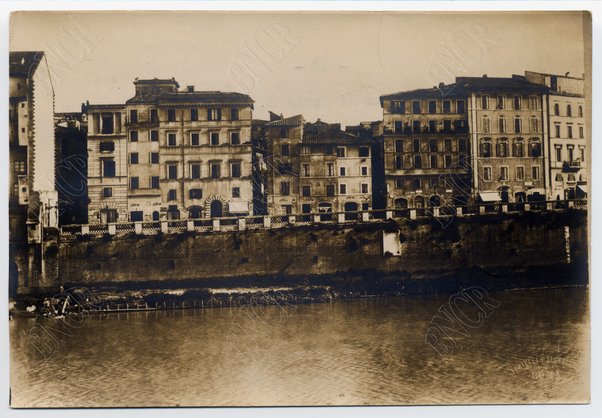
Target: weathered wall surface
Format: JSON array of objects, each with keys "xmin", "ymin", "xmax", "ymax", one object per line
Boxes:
[{"xmin": 56, "ymin": 211, "xmax": 588, "ymax": 290}]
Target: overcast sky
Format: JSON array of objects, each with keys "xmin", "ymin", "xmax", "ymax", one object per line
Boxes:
[
  {"xmin": 10, "ymin": 11, "xmax": 588, "ymax": 190},
  {"xmin": 11, "ymin": 11, "xmax": 587, "ymax": 125}
]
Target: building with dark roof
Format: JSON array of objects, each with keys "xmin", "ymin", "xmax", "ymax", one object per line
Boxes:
[{"xmin": 379, "ymin": 74, "xmax": 552, "ymax": 208}]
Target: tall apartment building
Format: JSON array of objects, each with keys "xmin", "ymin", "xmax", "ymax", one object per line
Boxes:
[
  {"xmin": 264, "ymin": 114, "xmax": 305, "ymax": 215},
  {"xmin": 9, "ymin": 51, "xmax": 56, "ymax": 293},
  {"xmin": 463, "ymin": 76, "xmax": 550, "ymax": 204},
  {"xmin": 379, "ymin": 75, "xmax": 551, "ymax": 208},
  {"xmin": 379, "ymin": 88, "xmax": 472, "ymax": 209},
  {"xmin": 87, "ymin": 78, "xmax": 254, "ymax": 223},
  {"xmin": 524, "ymin": 71, "xmax": 587, "ymax": 200},
  {"xmin": 300, "ymin": 122, "xmax": 373, "ymax": 215},
  {"xmin": 87, "ymin": 104, "xmax": 128, "ymax": 223}
]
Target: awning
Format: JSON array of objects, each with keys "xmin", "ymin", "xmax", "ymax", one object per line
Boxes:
[
  {"xmin": 478, "ymin": 192, "xmax": 501, "ymax": 203},
  {"xmin": 228, "ymin": 201, "xmax": 249, "ymax": 214},
  {"xmin": 577, "ymin": 184, "xmax": 588, "ymax": 197}
]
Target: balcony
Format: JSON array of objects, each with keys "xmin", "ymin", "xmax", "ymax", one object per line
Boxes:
[
  {"xmin": 562, "ymin": 160, "xmax": 581, "ymax": 172},
  {"xmin": 125, "ymin": 115, "xmax": 160, "ymax": 127}
]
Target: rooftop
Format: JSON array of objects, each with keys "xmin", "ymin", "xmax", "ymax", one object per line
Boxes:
[
  {"xmin": 380, "ymin": 74, "xmax": 550, "ymax": 105},
  {"xmin": 9, "ymin": 51, "xmax": 44, "ymax": 78},
  {"xmin": 303, "ymin": 129, "xmax": 370, "ymax": 145},
  {"xmin": 265, "ymin": 114, "xmax": 305, "ymax": 126}
]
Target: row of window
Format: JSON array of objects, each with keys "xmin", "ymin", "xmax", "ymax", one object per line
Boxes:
[
  {"xmin": 102, "ymin": 186, "xmax": 241, "ymax": 200},
  {"xmin": 394, "ymin": 154, "xmax": 468, "ymax": 170},
  {"xmin": 553, "ymin": 123, "xmax": 584, "ymax": 139},
  {"xmin": 300, "ymin": 163, "xmax": 370, "ymax": 177},
  {"xmin": 481, "ymin": 116, "xmax": 539, "ymax": 134},
  {"xmin": 393, "ymin": 177, "xmax": 456, "ymax": 191},
  {"xmin": 482, "ymin": 165, "xmax": 540, "ymax": 182},
  {"xmin": 101, "ymin": 160, "xmax": 243, "ymax": 179},
  {"xmin": 554, "ymin": 145, "xmax": 586, "ymax": 163},
  {"xmin": 128, "ymin": 130, "xmax": 242, "ymax": 145},
  {"xmin": 279, "ymin": 182, "xmax": 368, "ymax": 196},
  {"xmin": 552, "ymin": 103, "xmax": 583, "ymax": 118},
  {"xmin": 479, "ymin": 138, "xmax": 541, "ymax": 158},
  {"xmin": 394, "ymin": 138, "xmax": 469, "ymax": 153},
  {"xmin": 480, "ymin": 95, "xmax": 539, "ymax": 111},
  {"xmin": 128, "ymin": 107, "xmax": 240, "ymax": 124},
  {"xmin": 390, "ymin": 99, "xmax": 466, "ymax": 114},
  {"xmin": 279, "ymin": 144, "xmax": 369, "ymax": 158},
  {"xmin": 393, "ymin": 119, "xmax": 467, "ymax": 134}
]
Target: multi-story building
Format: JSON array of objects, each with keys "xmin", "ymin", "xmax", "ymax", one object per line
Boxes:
[
  {"xmin": 9, "ymin": 51, "xmax": 56, "ymax": 293},
  {"xmin": 87, "ymin": 78, "xmax": 255, "ymax": 223},
  {"xmin": 87, "ymin": 104, "xmax": 128, "ymax": 223},
  {"xmin": 463, "ymin": 76, "xmax": 551, "ymax": 204},
  {"xmin": 524, "ymin": 71, "xmax": 587, "ymax": 200},
  {"xmin": 263, "ymin": 114, "xmax": 305, "ymax": 215},
  {"xmin": 379, "ymin": 87, "xmax": 472, "ymax": 209},
  {"xmin": 299, "ymin": 121, "xmax": 373, "ymax": 215},
  {"xmin": 379, "ymin": 75, "xmax": 551, "ymax": 207}
]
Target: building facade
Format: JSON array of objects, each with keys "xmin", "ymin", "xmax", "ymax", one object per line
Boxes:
[
  {"xmin": 464, "ymin": 76, "xmax": 550, "ymax": 204},
  {"xmin": 524, "ymin": 71, "xmax": 587, "ymax": 200},
  {"xmin": 87, "ymin": 104, "xmax": 128, "ymax": 224},
  {"xmin": 300, "ymin": 122, "xmax": 372, "ymax": 215},
  {"xmin": 9, "ymin": 51, "xmax": 56, "ymax": 293},
  {"xmin": 379, "ymin": 88, "xmax": 472, "ymax": 210},
  {"xmin": 263, "ymin": 114, "xmax": 305, "ymax": 215},
  {"xmin": 87, "ymin": 78, "xmax": 255, "ymax": 224}
]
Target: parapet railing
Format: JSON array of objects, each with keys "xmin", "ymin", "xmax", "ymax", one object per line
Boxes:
[{"xmin": 59, "ymin": 199, "xmax": 587, "ymax": 238}]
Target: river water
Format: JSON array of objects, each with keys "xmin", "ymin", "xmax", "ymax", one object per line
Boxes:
[{"xmin": 10, "ymin": 287, "xmax": 589, "ymax": 407}]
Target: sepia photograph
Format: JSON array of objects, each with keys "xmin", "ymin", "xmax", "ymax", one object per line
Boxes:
[{"xmin": 5, "ymin": 6, "xmax": 594, "ymax": 412}]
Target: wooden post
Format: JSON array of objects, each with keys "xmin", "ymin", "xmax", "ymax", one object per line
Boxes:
[
  {"xmin": 409, "ymin": 209, "xmax": 417, "ymax": 220},
  {"xmin": 263, "ymin": 216, "xmax": 271, "ymax": 228},
  {"xmin": 212, "ymin": 218, "xmax": 220, "ymax": 231},
  {"xmin": 187, "ymin": 220, "xmax": 194, "ymax": 231},
  {"xmin": 238, "ymin": 218, "xmax": 246, "ymax": 231},
  {"xmin": 161, "ymin": 221, "xmax": 168, "ymax": 234},
  {"xmin": 134, "ymin": 222, "xmax": 142, "ymax": 234},
  {"xmin": 108, "ymin": 224, "xmax": 117, "ymax": 235},
  {"xmin": 81, "ymin": 225, "xmax": 90, "ymax": 235}
]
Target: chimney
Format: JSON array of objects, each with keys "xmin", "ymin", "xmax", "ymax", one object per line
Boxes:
[
  {"xmin": 186, "ymin": 85, "xmax": 194, "ymax": 92},
  {"xmin": 439, "ymin": 82, "xmax": 445, "ymax": 89},
  {"xmin": 482, "ymin": 74, "xmax": 488, "ymax": 78}
]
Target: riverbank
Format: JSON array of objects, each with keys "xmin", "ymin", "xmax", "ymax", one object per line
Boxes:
[{"xmin": 10, "ymin": 258, "xmax": 588, "ymax": 317}]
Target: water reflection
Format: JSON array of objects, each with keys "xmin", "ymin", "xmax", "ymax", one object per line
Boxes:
[{"xmin": 10, "ymin": 287, "xmax": 589, "ymax": 407}]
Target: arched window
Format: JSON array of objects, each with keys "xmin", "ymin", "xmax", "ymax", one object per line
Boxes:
[
  {"xmin": 566, "ymin": 104, "xmax": 572, "ymax": 117},
  {"xmin": 512, "ymin": 138, "xmax": 524, "ymax": 157},
  {"xmin": 413, "ymin": 195, "xmax": 425, "ymax": 208},
  {"xmin": 578, "ymin": 105, "xmax": 583, "ymax": 117},
  {"xmin": 480, "ymin": 138, "xmax": 492, "ymax": 158},
  {"xmin": 554, "ymin": 103, "xmax": 559, "ymax": 116},
  {"xmin": 429, "ymin": 195, "xmax": 441, "ymax": 207},
  {"xmin": 152, "ymin": 211, "xmax": 160, "ymax": 221},
  {"xmin": 528, "ymin": 138, "xmax": 541, "ymax": 158},
  {"xmin": 496, "ymin": 138, "xmax": 509, "ymax": 157},
  {"xmin": 555, "ymin": 173, "xmax": 563, "ymax": 182},
  {"xmin": 394, "ymin": 198, "xmax": 408, "ymax": 209}
]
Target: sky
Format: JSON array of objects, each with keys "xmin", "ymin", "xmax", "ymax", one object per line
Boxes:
[{"xmin": 10, "ymin": 11, "xmax": 588, "ymax": 189}]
